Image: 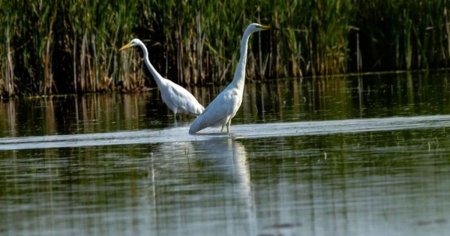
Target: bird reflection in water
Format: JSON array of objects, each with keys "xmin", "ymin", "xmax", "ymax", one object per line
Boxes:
[{"xmin": 147, "ymin": 137, "xmax": 257, "ymax": 235}]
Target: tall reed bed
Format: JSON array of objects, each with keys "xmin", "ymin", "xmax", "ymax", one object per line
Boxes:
[
  {"xmin": 0, "ymin": 0, "xmax": 449, "ymax": 97},
  {"xmin": 353, "ymin": 0, "xmax": 449, "ymax": 71},
  {"xmin": 0, "ymin": 1, "xmax": 140, "ymax": 96}
]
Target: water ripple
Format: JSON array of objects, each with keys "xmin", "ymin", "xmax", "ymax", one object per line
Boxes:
[{"xmin": 1, "ymin": 115, "xmax": 450, "ymax": 150}]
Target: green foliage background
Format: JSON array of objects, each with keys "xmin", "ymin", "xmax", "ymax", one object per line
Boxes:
[{"xmin": 0, "ymin": 0, "xmax": 448, "ymax": 96}]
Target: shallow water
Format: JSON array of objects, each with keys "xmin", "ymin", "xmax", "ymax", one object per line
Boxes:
[{"xmin": 1, "ymin": 71, "xmax": 450, "ymax": 235}]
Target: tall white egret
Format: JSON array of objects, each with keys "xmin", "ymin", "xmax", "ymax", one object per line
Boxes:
[
  {"xmin": 189, "ymin": 23, "xmax": 270, "ymax": 134},
  {"xmin": 120, "ymin": 39, "xmax": 204, "ymax": 117}
]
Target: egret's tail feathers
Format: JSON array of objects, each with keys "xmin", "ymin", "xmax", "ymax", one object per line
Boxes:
[
  {"xmin": 184, "ymin": 101, "xmax": 204, "ymax": 117},
  {"xmin": 189, "ymin": 115, "xmax": 208, "ymax": 134},
  {"xmin": 194, "ymin": 106, "xmax": 205, "ymax": 116},
  {"xmin": 189, "ymin": 121, "xmax": 201, "ymax": 134}
]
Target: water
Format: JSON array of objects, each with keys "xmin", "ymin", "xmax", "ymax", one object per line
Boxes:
[{"xmin": 1, "ymin": 71, "xmax": 450, "ymax": 235}]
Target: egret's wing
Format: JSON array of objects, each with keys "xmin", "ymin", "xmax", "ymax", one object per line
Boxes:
[
  {"xmin": 166, "ymin": 81, "xmax": 204, "ymax": 115},
  {"xmin": 189, "ymin": 89, "xmax": 239, "ymax": 133}
]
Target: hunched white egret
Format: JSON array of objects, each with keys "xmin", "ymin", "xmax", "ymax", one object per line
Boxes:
[
  {"xmin": 120, "ymin": 39, "xmax": 204, "ymax": 117},
  {"xmin": 189, "ymin": 23, "xmax": 270, "ymax": 134}
]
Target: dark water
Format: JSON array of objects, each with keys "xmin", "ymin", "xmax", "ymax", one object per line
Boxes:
[{"xmin": 1, "ymin": 71, "xmax": 450, "ymax": 235}]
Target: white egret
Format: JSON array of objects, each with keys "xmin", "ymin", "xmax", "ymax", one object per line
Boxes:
[
  {"xmin": 120, "ymin": 39, "xmax": 204, "ymax": 117},
  {"xmin": 189, "ymin": 23, "xmax": 270, "ymax": 134}
]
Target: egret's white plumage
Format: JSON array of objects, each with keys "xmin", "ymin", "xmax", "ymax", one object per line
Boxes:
[
  {"xmin": 189, "ymin": 23, "xmax": 270, "ymax": 134},
  {"xmin": 120, "ymin": 39, "xmax": 204, "ymax": 117}
]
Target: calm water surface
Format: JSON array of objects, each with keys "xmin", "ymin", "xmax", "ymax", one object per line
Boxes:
[{"xmin": 1, "ymin": 71, "xmax": 450, "ymax": 235}]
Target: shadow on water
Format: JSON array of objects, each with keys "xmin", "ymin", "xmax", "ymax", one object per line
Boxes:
[{"xmin": 1, "ymin": 71, "xmax": 450, "ymax": 235}]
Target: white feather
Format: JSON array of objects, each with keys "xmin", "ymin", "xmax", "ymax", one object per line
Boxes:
[
  {"xmin": 120, "ymin": 39, "xmax": 204, "ymax": 116},
  {"xmin": 189, "ymin": 23, "xmax": 270, "ymax": 134}
]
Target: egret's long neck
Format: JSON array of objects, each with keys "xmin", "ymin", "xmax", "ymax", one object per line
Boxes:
[
  {"xmin": 139, "ymin": 43, "xmax": 165, "ymax": 87},
  {"xmin": 231, "ymin": 30, "xmax": 253, "ymax": 91}
]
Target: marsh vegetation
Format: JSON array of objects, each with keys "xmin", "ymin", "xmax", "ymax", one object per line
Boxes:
[{"xmin": 0, "ymin": 0, "xmax": 449, "ymax": 97}]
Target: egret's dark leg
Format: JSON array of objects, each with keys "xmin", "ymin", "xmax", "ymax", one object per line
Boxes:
[{"xmin": 173, "ymin": 111, "xmax": 178, "ymax": 123}]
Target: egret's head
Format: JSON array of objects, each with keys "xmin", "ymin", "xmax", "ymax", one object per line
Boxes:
[
  {"xmin": 246, "ymin": 23, "xmax": 271, "ymax": 33},
  {"xmin": 119, "ymin": 38, "xmax": 143, "ymax": 51}
]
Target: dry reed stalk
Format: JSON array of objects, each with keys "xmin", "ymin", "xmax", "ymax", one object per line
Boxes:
[
  {"xmin": 6, "ymin": 27, "xmax": 14, "ymax": 96},
  {"xmin": 43, "ymin": 31, "xmax": 53, "ymax": 94}
]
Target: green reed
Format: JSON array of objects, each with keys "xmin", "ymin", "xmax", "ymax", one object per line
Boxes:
[{"xmin": 0, "ymin": 0, "xmax": 448, "ymax": 97}]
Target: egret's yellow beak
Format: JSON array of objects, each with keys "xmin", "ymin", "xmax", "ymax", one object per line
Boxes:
[
  {"xmin": 119, "ymin": 43, "xmax": 133, "ymax": 51},
  {"xmin": 260, "ymin": 25, "xmax": 271, "ymax": 30}
]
